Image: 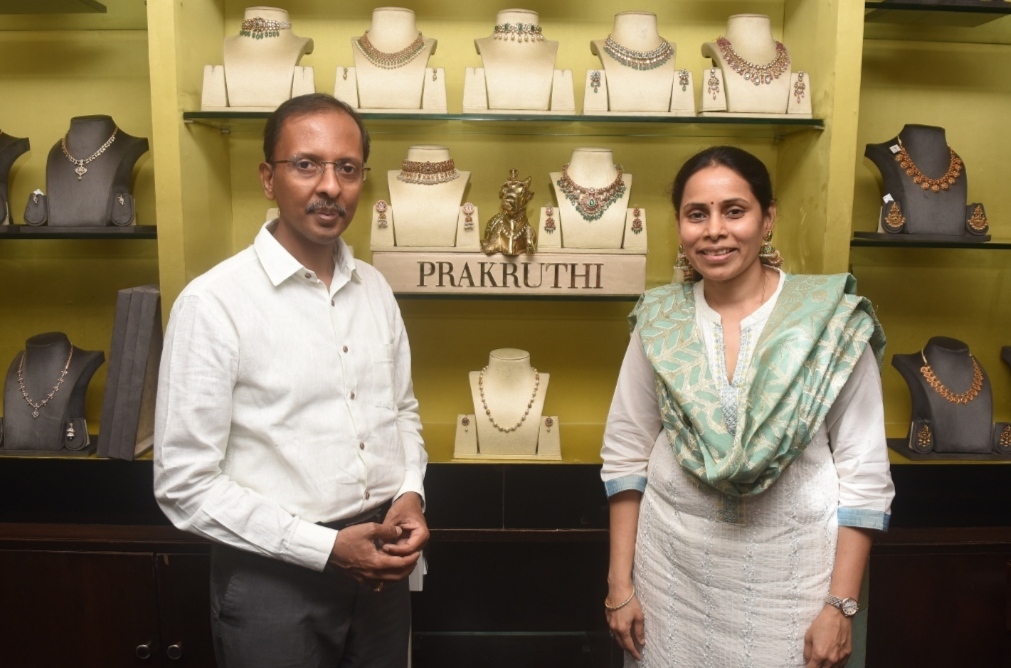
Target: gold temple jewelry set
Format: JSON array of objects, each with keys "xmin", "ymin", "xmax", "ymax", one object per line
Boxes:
[
  {"xmin": 678, "ymin": 69, "xmax": 690, "ymax": 92},
  {"xmin": 397, "ymin": 158, "xmax": 459, "ymax": 185},
  {"xmin": 239, "ymin": 17, "xmax": 291, "ymax": 39},
  {"xmin": 916, "ymin": 423, "xmax": 932, "ymax": 450},
  {"xmin": 716, "ymin": 36, "xmax": 790, "ymax": 86},
  {"xmin": 493, "ymin": 23, "xmax": 543, "ymax": 42},
  {"xmin": 544, "ymin": 205, "xmax": 556, "ymax": 234},
  {"xmin": 18, "ymin": 346, "xmax": 73, "ymax": 419},
  {"xmin": 967, "ymin": 204, "xmax": 988, "ymax": 233},
  {"xmin": 61, "ymin": 128, "xmax": 118, "ymax": 181},
  {"xmin": 478, "ymin": 367, "xmax": 541, "ymax": 434},
  {"xmin": 999, "ymin": 425, "xmax": 1011, "ymax": 448},
  {"xmin": 555, "ymin": 164, "xmax": 626, "ymax": 221},
  {"xmin": 883, "ymin": 202, "xmax": 905, "ymax": 232},
  {"xmin": 894, "ymin": 137, "xmax": 962, "ymax": 193},
  {"xmin": 919, "ymin": 350, "xmax": 983, "ymax": 405},
  {"xmin": 355, "ymin": 31, "xmax": 426, "ymax": 69},
  {"xmin": 707, "ymin": 68, "xmax": 720, "ymax": 100},
  {"xmin": 602, "ymin": 35, "xmax": 673, "ymax": 70},
  {"xmin": 374, "ymin": 200, "xmax": 388, "ymax": 229}
]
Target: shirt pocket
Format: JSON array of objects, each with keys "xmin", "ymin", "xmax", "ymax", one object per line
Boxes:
[{"xmin": 366, "ymin": 342, "xmax": 396, "ymax": 408}]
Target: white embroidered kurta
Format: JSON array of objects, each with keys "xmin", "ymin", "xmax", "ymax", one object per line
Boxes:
[{"xmin": 601, "ymin": 275, "xmax": 894, "ymax": 667}]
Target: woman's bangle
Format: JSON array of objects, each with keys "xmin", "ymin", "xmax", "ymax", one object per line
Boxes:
[{"xmin": 604, "ymin": 586, "xmax": 636, "ymax": 611}]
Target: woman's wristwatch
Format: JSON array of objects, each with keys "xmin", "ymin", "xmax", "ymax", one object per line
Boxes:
[{"xmin": 825, "ymin": 594, "xmax": 859, "ymax": 617}]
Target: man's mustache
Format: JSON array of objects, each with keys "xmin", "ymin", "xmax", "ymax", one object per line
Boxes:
[{"xmin": 306, "ymin": 200, "xmax": 347, "ymax": 216}]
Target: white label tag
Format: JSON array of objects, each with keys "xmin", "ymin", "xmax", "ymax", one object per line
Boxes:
[
  {"xmin": 883, "ymin": 194, "xmax": 894, "ymax": 204},
  {"xmin": 889, "ymin": 144, "xmax": 901, "ymax": 154}
]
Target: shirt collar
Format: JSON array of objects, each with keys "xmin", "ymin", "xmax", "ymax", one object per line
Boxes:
[{"xmin": 254, "ymin": 219, "xmax": 359, "ymax": 287}]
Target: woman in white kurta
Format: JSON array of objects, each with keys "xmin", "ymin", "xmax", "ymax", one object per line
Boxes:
[{"xmin": 601, "ymin": 146, "xmax": 894, "ymax": 668}]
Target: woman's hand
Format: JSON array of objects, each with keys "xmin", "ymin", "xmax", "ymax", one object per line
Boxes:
[
  {"xmin": 606, "ymin": 582, "xmax": 645, "ymax": 661},
  {"xmin": 803, "ymin": 606, "xmax": 852, "ymax": 668}
]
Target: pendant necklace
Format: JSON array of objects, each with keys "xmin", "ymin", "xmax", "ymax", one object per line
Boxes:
[
  {"xmin": 61, "ymin": 128, "xmax": 118, "ymax": 181},
  {"xmin": 716, "ymin": 36, "xmax": 789, "ymax": 86},
  {"xmin": 18, "ymin": 346, "xmax": 74, "ymax": 418},
  {"xmin": 602, "ymin": 35, "xmax": 673, "ymax": 71},
  {"xmin": 479, "ymin": 367, "xmax": 540, "ymax": 433},
  {"xmin": 894, "ymin": 137, "xmax": 962, "ymax": 193},
  {"xmin": 920, "ymin": 350, "xmax": 983, "ymax": 405},
  {"xmin": 355, "ymin": 31, "xmax": 426, "ymax": 69},
  {"xmin": 555, "ymin": 164, "xmax": 626, "ymax": 222}
]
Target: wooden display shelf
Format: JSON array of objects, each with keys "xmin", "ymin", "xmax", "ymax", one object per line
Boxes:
[
  {"xmin": 0, "ymin": 0, "xmax": 106, "ymax": 14},
  {"xmin": 865, "ymin": 1, "xmax": 1011, "ymax": 27},
  {"xmin": 0, "ymin": 225, "xmax": 156, "ymax": 239}
]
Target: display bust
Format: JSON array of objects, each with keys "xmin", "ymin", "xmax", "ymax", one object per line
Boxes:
[
  {"xmin": 701, "ymin": 14, "xmax": 793, "ymax": 114},
  {"xmin": 351, "ymin": 7, "xmax": 436, "ymax": 109},
  {"xmin": 475, "ymin": 9, "xmax": 558, "ymax": 111},
  {"xmin": 590, "ymin": 12, "xmax": 676, "ymax": 113},
  {"xmin": 0, "ymin": 131, "xmax": 30, "ymax": 225}
]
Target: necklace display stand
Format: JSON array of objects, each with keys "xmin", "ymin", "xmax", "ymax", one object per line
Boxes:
[
  {"xmin": 0, "ymin": 132, "xmax": 30, "ymax": 225},
  {"xmin": 454, "ymin": 348, "xmax": 559, "ymax": 460},
  {"xmin": 699, "ymin": 14, "xmax": 810, "ymax": 118},
  {"xmin": 891, "ymin": 337, "xmax": 998, "ymax": 458},
  {"xmin": 334, "ymin": 7, "xmax": 446, "ymax": 113},
  {"xmin": 1, "ymin": 332, "xmax": 104, "ymax": 456},
  {"xmin": 582, "ymin": 12, "xmax": 694, "ymax": 117},
  {"xmin": 370, "ymin": 146, "xmax": 475, "ymax": 250},
  {"xmin": 201, "ymin": 7, "xmax": 315, "ymax": 111},
  {"xmin": 463, "ymin": 9, "xmax": 575, "ymax": 114},
  {"xmin": 861, "ymin": 124, "xmax": 988, "ymax": 242},
  {"xmin": 20, "ymin": 116, "xmax": 148, "ymax": 228}
]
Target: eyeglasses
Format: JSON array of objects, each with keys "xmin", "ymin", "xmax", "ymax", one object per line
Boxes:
[{"xmin": 270, "ymin": 156, "xmax": 370, "ymax": 183}]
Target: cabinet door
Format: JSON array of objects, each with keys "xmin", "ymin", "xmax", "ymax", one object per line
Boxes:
[
  {"xmin": 0, "ymin": 550, "xmax": 160, "ymax": 667},
  {"xmin": 868, "ymin": 552, "xmax": 1011, "ymax": 667},
  {"xmin": 155, "ymin": 553, "xmax": 216, "ymax": 667}
]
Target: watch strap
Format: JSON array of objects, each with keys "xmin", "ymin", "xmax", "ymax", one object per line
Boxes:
[{"xmin": 825, "ymin": 594, "xmax": 859, "ymax": 617}]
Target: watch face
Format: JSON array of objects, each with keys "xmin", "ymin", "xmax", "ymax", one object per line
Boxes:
[{"xmin": 841, "ymin": 599, "xmax": 859, "ymax": 616}]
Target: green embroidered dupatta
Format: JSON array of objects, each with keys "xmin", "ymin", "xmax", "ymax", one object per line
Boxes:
[{"xmin": 632, "ymin": 274, "xmax": 886, "ymax": 497}]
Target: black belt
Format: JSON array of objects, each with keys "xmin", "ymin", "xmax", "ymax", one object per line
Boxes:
[{"xmin": 319, "ymin": 499, "xmax": 392, "ymax": 531}]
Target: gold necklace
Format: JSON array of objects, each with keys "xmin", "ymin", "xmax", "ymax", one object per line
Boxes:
[
  {"xmin": 478, "ymin": 367, "xmax": 540, "ymax": 433},
  {"xmin": 894, "ymin": 137, "xmax": 962, "ymax": 193},
  {"xmin": 355, "ymin": 31, "xmax": 425, "ymax": 69},
  {"xmin": 397, "ymin": 158, "xmax": 459, "ymax": 185},
  {"xmin": 18, "ymin": 347, "xmax": 74, "ymax": 418},
  {"xmin": 716, "ymin": 36, "xmax": 789, "ymax": 86},
  {"xmin": 61, "ymin": 128, "xmax": 118, "ymax": 181},
  {"xmin": 919, "ymin": 350, "xmax": 983, "ymax": 405},
  {"xmin": 555, "ymin": 164, "xmax": 626, "ymax": 222}
]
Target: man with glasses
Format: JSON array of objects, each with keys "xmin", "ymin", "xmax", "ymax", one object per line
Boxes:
[{"xmin": 154, "ymin": 93, "xmax": 427, "ymax": 667}]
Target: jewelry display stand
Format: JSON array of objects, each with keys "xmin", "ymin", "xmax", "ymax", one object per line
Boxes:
[
  {"xmin": 1, "ymin": 332, "xmax": 104, "ymax": 456},
  {"xmin": 454, "ymin": 348, "xmax": 560, "ymax": 460},
  {"xmin": 370, "ymin": 164, "xmax": 647, "ymax": 296},
  {"xmin": 582, "ymin": 12, "xmax": 694, "ymax": 117},
  {"xmin": 891, "ymin": 336, "xmax": 1000, "ymax": 459},
  {"xmin": 370, "ymin": 145, "xmax": 473, "ymax": 250},
  {"xmin": 333, "ymin": 7, "xmax": 446, "ymax": 113},
  {"xmin": 463, "ymin": 9, "xmax": 575, "ymax": 114},
  {"xmin": 0, "ymin": 132, "xmax": 30, "ymax": 225},
  {"xmin": 19, "ymin": 115, "xmax": 148, "ymax": 228},
  {"xmin": 998, "ymin": 346, "xmax": 1011, "ymax": 454},
  {"xmin": 699, "ymin": 14, "xmax": 811, "ymax": 119},
  {"xmin": 861, "ymin": 124, "xmax": 988, "ymax": 242},
  {"xmin": 201, "ymin": 7, "xmax": 315, "ymax": 111}
]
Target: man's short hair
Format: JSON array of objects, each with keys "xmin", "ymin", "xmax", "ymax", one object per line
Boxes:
[{"xmin": 263, "ymin": 93, "xmax": 371, "ymax": 163}]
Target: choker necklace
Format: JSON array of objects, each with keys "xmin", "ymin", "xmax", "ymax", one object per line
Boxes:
[
  {"xmin": 61, "ymin": 128, "xmax": 118, "ymax": 181},
  {"xmin": 240, "ymin": 17, "xmax": 291, "ymax": 39},
  {"xmin": 602, "ymin": 36, "xmax": 673, "ymax": 71},
  {"xmin": 555, "ymin": 164, "xmax": 626, "ymax": 222},
  {"xmin": 894, "ymin": 138, "xmax": 962, "ymax": 193},
  {"xmin": 18, "ymin": 346, "xmax": 74, "ymax": 418},
  {"xmin": 920, "ymin": 350, "xmax": 983, "ymax": 405},
  {"xmin": 355, "ymin": 31, "xmax": 426, "ymax": 69},
  {"xmin": 479, "ymin": 367, "xmax": 541, "ymax": 433},
  {"xmin": 493, "ymin": 23, "xmax": 544, "ymax": 42},
  {"xmin": 398, "ymin": 158, "xmax": 459, "ymax": 185},
  {"xmin": 716, "ymin": 36, "xmax": 789, "ymax": 86}
]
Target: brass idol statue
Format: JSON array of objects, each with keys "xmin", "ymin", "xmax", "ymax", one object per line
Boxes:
[{"xmin": 481, "ymin": 169, "xmax": 536, "ymax": 256}]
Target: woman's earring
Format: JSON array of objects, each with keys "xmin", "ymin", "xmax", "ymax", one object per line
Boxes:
[
  {"xmin": 675, "ymin": 245, "xmax": 699, "ymax": 282},
  {"xmin": 759, "ymin": 231, "xmax": 783, "ymax": 268}
]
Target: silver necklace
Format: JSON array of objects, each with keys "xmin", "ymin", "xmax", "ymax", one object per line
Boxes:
[
  {"xmin": 479, "ymin": 367, "xmax": 540, "ymax": 433},
  {"xmin": 18, "ymin": 346, "xmax": 74, "ymax": 418},
  {"xmin": 61, "ymin": 128, "xmax": 119, "ymax": 181},
  {"xmin": 602, "ymin": 35, "xmax": 673, "ymax": 71}
]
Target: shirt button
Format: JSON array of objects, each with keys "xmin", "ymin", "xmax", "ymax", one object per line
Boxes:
[
  {"xmin": 304, "ymin": 272, "xmax": 311, "ymax": 279},
  {"xmin": 342, "ymin": 345, "xmax": 349, "ymax": 353},
  {"xmin": 365, "ymin": 491, "xmax": 371, "ymax": 500},
  {"xmin": 359, "ymin": 442, "xmax": 365, "ymax": 450},
  {"xmin": 349, "ymin": 391, "xmax": 356, "ymax": 400}
]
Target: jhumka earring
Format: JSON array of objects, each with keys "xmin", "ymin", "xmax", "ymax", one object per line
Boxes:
[
  {"xmin": 675, "ymin": 245, "xmax": 699, "ymax": 282},
  {"xmin": 883, "ymin": 201, "xmax": 905, "ymax": 233},
  {"xmin": 759, "ymin": 231, "xmax": 784, "ymax": 268}
]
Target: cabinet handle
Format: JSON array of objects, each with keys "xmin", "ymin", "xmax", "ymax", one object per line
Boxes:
[
  {"xmin": 167, "ymin": 643, "xmax": 184, "ymax": 661},
  {"xmin": 135, "ymin": 643, "xmax": 153, "ymax": 660}
]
